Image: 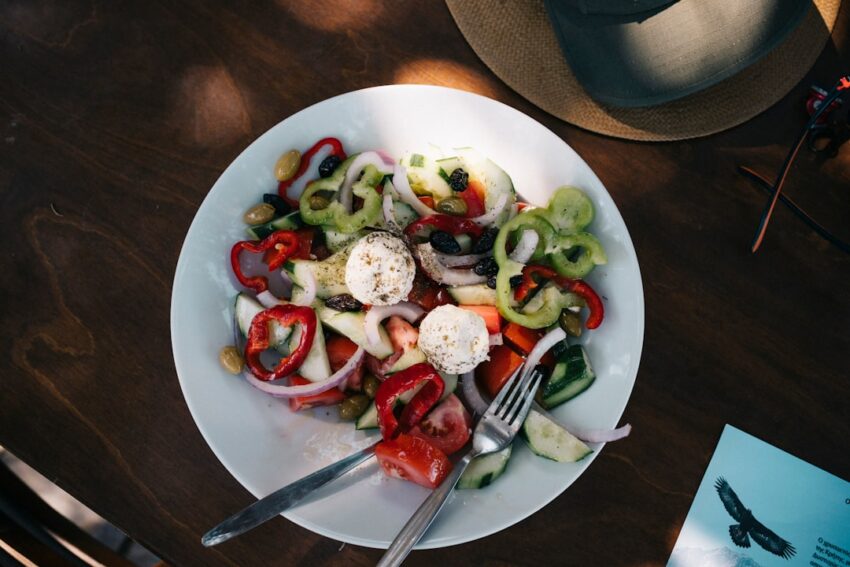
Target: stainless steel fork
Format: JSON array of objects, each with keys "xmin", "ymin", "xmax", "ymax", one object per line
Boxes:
[{"xmin": 376, "ymin": 364, "xmax": 545, "ymax": 567}]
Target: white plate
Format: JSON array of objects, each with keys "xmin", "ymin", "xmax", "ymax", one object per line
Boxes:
[{"xmin": 171, "ymin": 85, "xmax": 644, "ymax": 549}]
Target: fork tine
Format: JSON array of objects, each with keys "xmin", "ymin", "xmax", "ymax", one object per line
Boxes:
[
  {"xmin": 506, "ymin": 371, "xmax": 543, "ymax": 427},
  {"xmin": 499, "ymin": 366, "xmax": 538, "ymax": 421},
  {"xmin": 496, "ymin": 366, "xmax": 534, "ymax": 419},
  {"xmin": 485, "ymin": 364, "xmax": 524, "ymax": 416}
]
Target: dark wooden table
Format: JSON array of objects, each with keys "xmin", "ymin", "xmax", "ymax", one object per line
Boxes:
[{"xmin": 2, "ymin": 2, "xmax": 849, "ymax": 566}]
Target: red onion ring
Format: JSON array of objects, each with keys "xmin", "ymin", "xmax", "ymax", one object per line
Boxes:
[
  {"xmin": 508, "ymin": 229, "xmax": 539, "ymax": 264},
  {"xmin": 393, "ymin": 165, "xmax": 437, "ymax": 217},
  {"xmin": 364, "ymin": 302, "xmax": 424, "ymax": 346},
  {"xmin": 244, "ymin": 346, "xmax": 365, "ymax": 398},
  {"xmin": 471, "ymin": 193, "xmax": 509, "ymax": 226},
  {"xmin": 292, "ymin": 270, "xmax": 317, "ymax": 307},
  {"xmin": 256, "ymin": 290, "xmax": 284, "ymax": 309},
  {"xmin": 382, "ymin": 192, "xmax": 403, "ymax": 236},
  {"xmin": 340, "ymin": 152, "xmax": 394, "ymax": 213},
  {"xmin": 570, "ymin": 423, "xmax": 632, "ymax": 443},
  {"xmin": 488, "ymin": 333, "xmax": 503, "ymax": 347},
  {"xmin": 461, "ymin": 371, "xmax": 489, "ymax": 416},
  {"xmin": 521, "ymin": 327, "xmax": 566, "ymax": 385},
  {"xmin": 415, "ymin": 244, "xmax": 488, "ymax": 286}
]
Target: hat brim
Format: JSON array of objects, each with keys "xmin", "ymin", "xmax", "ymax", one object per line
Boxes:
[
  {"xmin": 446, "ymin": 0, "xmax": 840, "ymax": 141},
  {"xmin": 545, "ymin": 0, "xmax": 810, "ymax": 107}
]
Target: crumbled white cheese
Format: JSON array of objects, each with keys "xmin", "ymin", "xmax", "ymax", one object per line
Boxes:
[
  {"xmin": 418, "ymin": 304, "xmax": 489, "ymax": 374},
  {"xmin": 345, "ymin": 232, "xmax": 415, "ymax": 306}
]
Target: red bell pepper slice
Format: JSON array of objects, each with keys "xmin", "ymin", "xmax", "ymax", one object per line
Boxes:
[
  {"xmin": 244, "ymin": 305, "xmax": 316, "ymax": 381},
  {"xmin": 404, "ymin": 214, "xmax": 484, "ymax": 241},
  {"xmin": 514, "ymin": 264, "xmax": 604, "ymax": 330},
  {"xmin": 278, "ymin": 137, "xmax": 347, "ymax": 205},
  {"xmin": 374, "ymin": 363, "xmax": 444, "ymax": 440},
  {"xmin": 230, "ymin": 230, "xmax": 300, "ymax": 293}
]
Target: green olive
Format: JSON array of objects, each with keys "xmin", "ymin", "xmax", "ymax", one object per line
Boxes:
[
  {"xmin": 309, "ymin": 194, "xmax": 331, "ymax": 211},
  {"xmin": 338, "ymin": 395, "xmax": 370, "ymax": 421},
  {"xmin": 243, "ymin": 203, "xmax": 276, "ymax": 225},
  {"xmin": 436, "ymin": 196, "xmax": 468, "ymax": 216},
  {"xmin": 218, "ymin": 345, "xmax": 244, "ymax": 374},
  {"xmin": 362, "ymin": 374, "xmax": 380, "ymax": 399},
  {"xmin": 558, "ymin": 309, "xmax": 583, "ymax": 337},
  {"xmin": 274, "ymin": 150, "xmax": 301, "ymax": 181}
]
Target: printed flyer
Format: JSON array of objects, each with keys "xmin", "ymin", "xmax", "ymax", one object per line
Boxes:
[{"xmin": 668, "ymin": 425, "xmax": 850, "ymax": 567}]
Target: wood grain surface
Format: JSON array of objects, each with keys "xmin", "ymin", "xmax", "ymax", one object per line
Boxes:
[{"xmin": 2, "ymin": 1, "xmax": 849, "ymax": 566}]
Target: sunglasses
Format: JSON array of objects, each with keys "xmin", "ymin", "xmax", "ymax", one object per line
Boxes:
[{"xmin": 742, "ymin": 75, "xmax": 850, "ymax": 254}]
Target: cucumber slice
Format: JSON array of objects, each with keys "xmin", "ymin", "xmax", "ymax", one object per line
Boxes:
[
  {"xmin": 401, "ymin": 152, "xmax": 453, "ymax": 199},
  {"xmin": 397, "ymin": 372, "xmax": 457, "ymax": 403},
  {"xmin": 448, "ymin": 284, "xmax": 497, "ymax": 306},
  {"xmin": 542, "ymin": 345, "xmax": 594, "ymax": 398},
  {"xmin": 288, "ymin": 318, "xmax": 331, "ymax": 382},
  {"xmin": 370, "ymin": 201, "xmax": 419, "ymax": 231},
  {"xmin": 521, "ymin": 409, "xmax": 592, "ymax": 462},
  {"xmin": 435, "ymin": 156, "xmax": 464, "ymax": 176},
  {"xmin": 455, "ymin": 148, "xmax": 515, "ymax": 225},
  {"xmin": 319, "ymin": 309, "xmax": 394, "ymax": 359},
  {"xmin": 457, "ymin": 446, "xmax": 512, "ymax": 489},
  {"xmin": 387, "ymin": 346, "xmax": 427, "ymax": 373},
  {"xmin": 285, "ymin": 246, "xmax": 351, "ymax": 299},
  {"xmin": 541, "ymin": 373, "xmax": 595, "ymax": 409},
  {"xmin": 324, "ymin": 228, "xmax": 365, "ymax": 253},
  {"xmin": 246, "ymin": 211, "xmax": 303, "ymax": 240},
  {"xmin": 233, "ymin": 293, "xmax": 290, "ymax": 352},
  {"xmin": 355, "ymin": 400, "xmax": 379, "ymax": 430}
]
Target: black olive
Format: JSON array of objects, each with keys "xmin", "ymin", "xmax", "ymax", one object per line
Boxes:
[
  {"xmin": 449, "ymin": 168, "xmax": 469, "ymax": 192},
  {"xmin": 472, "ymin": 227, "xmax": 499, "ymax": 254},
  {"xmin": 486, "ymin": 275, "xmax": 497, "ymax": 289},
  {"xmin": 509, "ymin": 275, "xmax": 523, "ymax": 288},
  {"xmin": 325, "ymin": 294, "xmax": 363, "ymax": 312},
  {"xmin": 318, "ymin": 155, "xmax": 342, "ymax": 178},
  {"xmin": 263, "ymin": 193, "xmax": 291, "ymax": 216},
  {"xmin": 429, "ymin": 230, "xmax": 461, "ymax": 254},
  {"xmin": 473, "ymin": 257, "xmax": 499, "ymax": 276}
]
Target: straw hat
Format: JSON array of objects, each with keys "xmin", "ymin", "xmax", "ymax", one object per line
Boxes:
[{"xmin": 446, "ymin": 0, "xmax": 841, "ymax": 141}]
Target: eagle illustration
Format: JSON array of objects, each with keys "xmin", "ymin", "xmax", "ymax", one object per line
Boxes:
[{"xmin": 715, "ymin": 477, "xmax": 796, "ymax": 560}]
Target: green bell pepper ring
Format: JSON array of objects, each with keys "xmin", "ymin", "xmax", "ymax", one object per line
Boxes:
[
  {"xmin": 298, "ymin": 163, "xmax": 383, "ymax": 233},
  {"xmin": 333, "ymin": 165, "xmax": 383, "ymax": 233},
  {"xmin": 493, "ymin": 211, "xmax": 562, "ymax": 328},
  {"xmin": 549, "ymin": 231, "xmax": 607, "ymax": 278}
]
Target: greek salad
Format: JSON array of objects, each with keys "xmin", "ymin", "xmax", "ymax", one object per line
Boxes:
[{"xmin": 219, "ymin": 137, "xmax": 629, "ymax": 491}]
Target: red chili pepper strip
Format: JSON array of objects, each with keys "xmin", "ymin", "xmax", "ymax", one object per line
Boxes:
[
  {"xmin": 514, "ymin": 265, "xmax": 558, "ymax": 302},
  {"xmin": 514, "ymin": 264, "xmax": 604, "ymax": 329},
  {"xmin": 230, "ymin": 230, "xmax": 300, "ymax": 293},
  {"xmin": 404, "ymin": 214, "xmax": 484, "ymax": 240},
  {"xmin": 278, "ymin": 137, "xmax": 347, "ymax": 202},
  {"xmin": 244, "ymin": 305, "xmax": 316, "ymax": 381},
  {"xmin": 375, "ymin": 363, "xmax": 445, "ymax": 440}
]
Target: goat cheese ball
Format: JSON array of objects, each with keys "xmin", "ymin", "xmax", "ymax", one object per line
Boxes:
[
  {"xmin": 418, "ymin": 304, "xmax": 489, "ymax": 374},
  {"xmin": 345, "ymin": 231, "xmax": 415, "ymax": 306}
]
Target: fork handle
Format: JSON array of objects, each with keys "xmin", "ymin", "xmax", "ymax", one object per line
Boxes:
[{"xmin": 377, "ymin": 450, "xmax": 477, "ymax": 567}]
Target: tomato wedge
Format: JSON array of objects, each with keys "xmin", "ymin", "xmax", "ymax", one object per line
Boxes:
[
  {"xmin": 409, "ymin": 394, "xmax": 472, "ymax": 456},
  {"xmin": 326, "ymin": 336, "xmax": 363, "ymax": 390},
  {"xmin": 458, "ymin": 305, "xmax": 502, "ymax": 335},
  {"xmin": 460, "ymin": 179, "xmax": 486, "ymax": 217},
  {"xmin": 476, "ymin": 344, "xmax": 524, "ymax": 398},
  {"xmin": 385, "ymin": 316, "xmax": 419, "ymax": 352},
  {"xmin": 375, "ymin": 433, "xmax": 452, "ymax": 489},
  {"xmin": 288, "ymin": 375, "xmax": 346, "ymax": 411}
]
